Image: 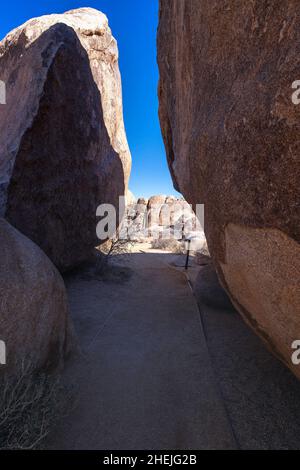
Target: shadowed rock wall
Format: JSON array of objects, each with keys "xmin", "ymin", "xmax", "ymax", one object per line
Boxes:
[{"xmin": 0, "ymin": 8, "xmax": 131, "ymax": 271}]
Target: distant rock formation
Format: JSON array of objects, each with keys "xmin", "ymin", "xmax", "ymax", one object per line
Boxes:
[
  {"xmin": 157, "ymin": 1, "xmax": 300, "ymax": 377},
  {"xmin": 0, "ymin": 8, "xmax": 131, "ymax": 271},
  {"xmin": 123, "ymin": 194, "xmax": 204, "ymax": 245},
  {"xmin": 147, "ymin": 195, "xmax": 167, "ymax": 227},
  {"xmin": 0, "ymin": 218, "xmax": 73, "ymax": 373}
]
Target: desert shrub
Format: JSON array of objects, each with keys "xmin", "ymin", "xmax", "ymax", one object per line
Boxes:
[
  {"xmin": 96, "ymin": 235, "xmax": 134, "ymax": 275},
  {"xmin": 0, "ymin": 361, "xmax": 73, "ymax": 449},
  {"xmin": 99, "ymin": 237, "xmax": 133, "ymax": 258},
  {"xmin": 151, "ymin": 238, "xmax": 185, "ymax": 253}
]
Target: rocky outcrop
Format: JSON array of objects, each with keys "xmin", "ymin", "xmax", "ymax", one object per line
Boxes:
[
  {"xmin": 123, "ymin": 194, "xmax": 203, "ymax": 243},
  {"xmin": 0, "ymin": 218, "xmax": 73, "ymax": 373},
  {"xmin": 124, "ymin": 197, "xmax": 148, "ymax": 241},
  {"xmin": 147, "ymin": 195, "xmax": 167, "ymax": 227},
  {"xmin": 0, "ymin": 8, "xmax": 131, "ymax": 271},
  {"xmin": 157, "ymin": 1, "xmax": 300, "ymax": 376}
]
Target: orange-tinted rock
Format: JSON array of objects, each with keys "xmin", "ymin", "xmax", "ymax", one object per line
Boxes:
[{"xmin": 158, "ymin": 1, "xmax": 300, "ymax": 377}]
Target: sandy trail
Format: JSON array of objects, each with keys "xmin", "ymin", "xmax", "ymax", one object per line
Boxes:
[{"xmin": 45, "ymin": 245, "xmax": 236, "ymax": 450}]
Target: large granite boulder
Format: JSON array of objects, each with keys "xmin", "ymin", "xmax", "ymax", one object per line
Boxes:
[
  {"xmin": 0, "ymin": 218, "xmax": 73, "ymax": 373},
  {"xmin": 0, "ymin": 8, "xmax": 131, "ymax": 271},
  {"xmin": 158, "ymin": 1, "xmax": 300, "ymax": 377},
  {"xmin": 147, "ymin": 195, "xmax": 167, "ymax": 227}
]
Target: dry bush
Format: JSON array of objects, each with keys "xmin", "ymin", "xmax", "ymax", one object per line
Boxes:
[
  {"xmin": 0, "ymin": 361, "xmax": 73, "ymax": 450},
  {"xmin": 99, "ymin": 237, "xmax": 134, "ymax": 258},
  {"xmin": 96, "ymin": 235, "xmax": 134, "ymax": 275},
  {"xmin": 151, "ymin": 238, "xmax": 185, "ymax": 253}
]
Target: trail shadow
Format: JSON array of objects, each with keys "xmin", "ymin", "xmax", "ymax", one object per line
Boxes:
[{"xmin": 64, "ymin": 257, "xmax": 133, "ymax": 285}]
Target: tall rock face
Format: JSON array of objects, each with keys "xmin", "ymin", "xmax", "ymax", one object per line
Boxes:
[
  {"xmin": 0, "ymin": 218, "xmax": 73, "ymax": 373},
  {"xmin": 0, "ymin": 8, "xmax": 131, "ymax": 271},
  {"xmin": 158, "ymin": 1, "xmax": 300, "ymax": 377}
]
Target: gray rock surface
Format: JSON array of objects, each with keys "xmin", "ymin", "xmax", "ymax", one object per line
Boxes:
[{"xmin": 0, "ymin": 218, "xmax": 73, "ymax": 373}]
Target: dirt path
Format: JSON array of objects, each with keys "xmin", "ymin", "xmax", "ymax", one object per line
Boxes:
[{"xmin": 45, "ymin": 247, "xmax": 236, "ymax": 450}]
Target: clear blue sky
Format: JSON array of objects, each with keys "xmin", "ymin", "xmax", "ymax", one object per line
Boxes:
[{"xmin": 0, "ymin": 0, "xmax": 180, "ymax": 198}]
